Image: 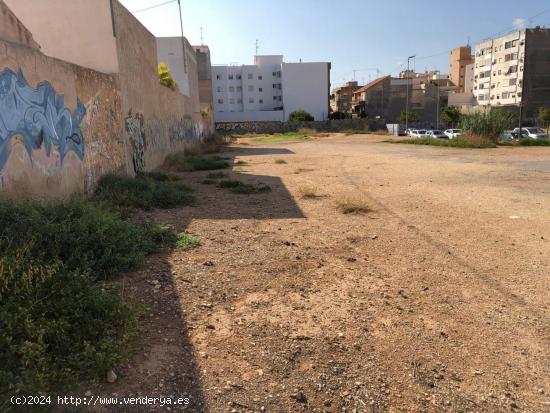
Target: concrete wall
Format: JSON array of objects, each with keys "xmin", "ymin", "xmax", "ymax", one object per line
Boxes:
[
  {"xmin": 0, "ymin": 39, "xmax": 125, "ymax": 197},
  {"xmin": 282, "ymin": 62, "xmax": 330, "ymax": 121},
  {"xmin": 4, "ymin": 0, "xmax": 119, "ymax": 74},
  {"xmin": 0, "ymin": 0, "xmax": 39, "ymax": 49},
  {"xmin": 111, "ymin": 0, "xmax": 207, "ymax": 174},
  {"xmin": 215, "ymin": 118, "xmax": 384, "ymax": 134},
  {"xmin": 0, "ymin": 0, "xmax": 212, "ymax": 198}
]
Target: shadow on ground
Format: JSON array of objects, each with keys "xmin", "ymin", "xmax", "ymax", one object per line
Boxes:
[{"xmin": 90, "ymin": 144, "xmax": 304, "ymax": 412}]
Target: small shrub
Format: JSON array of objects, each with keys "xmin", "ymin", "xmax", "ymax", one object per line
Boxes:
[
  {"xmin": 519, "ymin": 138, "xmax": 550, "ymax": 146},
  {"xmin": 274, "ymin": 159, "xmax": 287, "ymax": 164},
  {"xmin": 201, "ymin": 179, "xmax": 217, "ymax": 185},
  {"xmin": 389, "ymin": 137, "xmax": 496, "ymax": 148},
  {"xmin": 298, "ymin": 184, "xmax": 320, "ymax": 199},
  {"xmin": 176, "ymin": 233, "xmax": 201, "ymax": 250},
  {"xmin": 164, "ymin": 153, "xmax": 230, "ymax": 172},
  {"xmin": 207, "ymin": 172, "xmax": 227, "ymax": 179},
  {"xmin": 93, "ymin": 173, "xmax": 194, "ymax": 211},
  {"xmin": 217, "ymin": 180, "xmax": 271, "ymax": 194},
  {"xmin": 289, "ymin": 110, "xmax": 314, "ymax": 122},
  {"xmin": 235, "ymin": 160, "xmax": 248, "ymax": 165},
  {"xmin": 336, "ymin": 198, "xmax": 370, "ymax": 214}
]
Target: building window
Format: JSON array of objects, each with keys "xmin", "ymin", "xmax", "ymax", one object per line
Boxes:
[
  {"xmin": 249, "ymin": 98, "xmax": 254, "ymax": 103},
  {"xmin": 229, "ymin": 86, "xmax": 235, "ymax": 92},
  {"xmin": 216, "ymin": 74, "xmax": 222, "ymax": 80},
  {"xmin": 508, "ymin": 66, "xmax": 518, "ymax": 74},
  {"xmin": 502, "ymin": 92, "xmax": 510, "ymax": 99},
  {"xmin": 259, "ymin": 99, "xmax": 263, "ymax": 104},
  {"xmin": 218, "ymin": 98, "xmax": 223, "ymax": 104},
  {"xmin": 237, "ymin": 74, "xmax": 242, "ymax": 80},
  {"xmin": 229, "ymin": 98, "xmax": 235, "ymax": 104},
  {"xmin": 509, "ymin": 79, "xmax": 516, "ymax": 86},
  {"xmin": 216, "ymin": 86, "xmax": 222, "ymax": 92},
  {"xmin": 258, "ymin": 75, "xmax": 263, "ymax": 80},
  {"xmin": 278, "ymin": 96, "xmax": 282, "ymax": 101},
  {"xmin": 228, "ymin": 74, "xmax": 234, "ymax": 80},
  {"xmin": 248, "ymin": 85, "xmax": 254, "ymax": 91},
  {"xmin": 248, "ymin": 73, "xmax": 253, "ymax": 79},
  {"xmin": 259, "ymin": 87, "xmax": 263, "ymax": 92},
  {"xmin": 272, "ymin": 71, "xmax": 277, "ymax": 76},
  {"xmin": 273, "ymin": 96, "xmax": 277, "ymax": 100},
  {"xmin": 237, "ymin": 86, "xmax": 242, "ymax": 92}
]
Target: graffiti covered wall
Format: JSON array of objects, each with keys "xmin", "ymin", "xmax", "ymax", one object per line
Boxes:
[{"xmin": 0, "ymin": 39, "xmax": 125, "ymax": 197}]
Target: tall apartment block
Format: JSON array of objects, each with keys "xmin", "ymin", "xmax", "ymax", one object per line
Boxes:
[
  {"xmin": 212, "ymin": 55, "xmax": 331, "ymax": 122},
  {"xmin": 472, "ymin": 27, "xmax": 550, "ymax": 118},
  {"xmin": 449, "ymin": 46, "xmax": 474, "ymax": 93}
]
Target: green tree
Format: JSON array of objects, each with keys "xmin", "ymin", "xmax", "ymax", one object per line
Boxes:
[
  {"xmin": 289, "ymin": 110, "xmax": 314, "ymax": 122},
  {"xmin": 440, "ymin": 106, "xmax": 462, "ymax": 127},
  {"xmin": 399, "ymin": 111, "xmax": 418, "ymax": 124},
  {"xmin": 538, "ymin": 107, "xmax": 550, "ymax": 135}
]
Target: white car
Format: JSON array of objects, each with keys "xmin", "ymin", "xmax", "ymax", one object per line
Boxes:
[
  {"xmin": 512, "ymin": 127, "xmax": 549, "ymax": 139},
  {"xmin": 426, "ymin": 130, "xmax": 447, "ymax": 139},
  {"xmin": 444, "ymin": 129, "xmax": 462, "ymax": 139},
  {"xmin": 411, "ymin": 129, "xmax": 429, "ymax": 138}
]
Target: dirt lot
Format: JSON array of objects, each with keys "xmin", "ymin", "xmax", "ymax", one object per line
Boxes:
[{"xmin": 99, "ymin": 134, "xmax": 549, "ymax": 412}]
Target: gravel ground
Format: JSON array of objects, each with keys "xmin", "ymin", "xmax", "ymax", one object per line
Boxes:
[{"xmin": 96, "ymin": 134, "xmax": 549, "ymax": 413}]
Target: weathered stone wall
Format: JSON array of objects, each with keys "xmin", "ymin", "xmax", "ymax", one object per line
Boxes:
[
  {"xmin": 111, "ymin": 1, "xmax": 207, "ymax": 175},
  {"xmin": 215, "ymin": 118, "xmax": 385, "ymax": 135},
  {"xmin": 0, "ymin": 39, "xmax": 125, "ymax": 197}
]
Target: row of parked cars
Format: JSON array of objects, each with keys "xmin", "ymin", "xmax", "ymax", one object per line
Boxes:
[
  {"xmin": 405, "ymin": 127, "xmax": 549, "ymax": 140},
  {"xmin": 405, "ymin": 129, "xmax": 462, "ymax": 139}
]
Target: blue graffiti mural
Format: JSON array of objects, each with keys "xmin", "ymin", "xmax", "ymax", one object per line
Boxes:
[{"xmin": 0, "ymin": 68, "xmax": 86, "ymax": 170}]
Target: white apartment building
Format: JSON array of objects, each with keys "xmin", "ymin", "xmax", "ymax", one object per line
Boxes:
[
  {"xmin": 212, "ymin": 55, "xmax": 331, "ymax": 122},
  {"xmin": 473, "ymin": 30, "xmax": 525, "ymax": 107}
]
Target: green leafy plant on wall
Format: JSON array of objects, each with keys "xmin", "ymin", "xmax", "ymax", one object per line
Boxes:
[{"xmin": 158, "ymin": 63, "xmax": 177, "ymax": 91}]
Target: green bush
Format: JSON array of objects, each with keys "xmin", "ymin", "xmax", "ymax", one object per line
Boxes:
[
  {"xmin": 0, "ymin": 196, "xmax": 180, "ymax": 402},
  {"xmin": 93, "ymin": 173, "xmax": 194, "ymax": 211},
  {"xmin": 176, "ymin": 233, "xmax": 201, "ymax": 250},
  {"xmin": 0, "ymin": 251, "xmax": 139, "ymax": 398},
  {"xmin": 0, "ymin": 198, "xmax": 173, "ymax": 280},
  {"xmin": 390, "ymin": 137, "xmax": 496, "ymax": 148},
  {"xmin": 217, "ymin": 179, "xmax": 271, "ymax": 194},
  {"xmin": 460, "ymin": 109, "xmax": 517, "ymax": 142},
  {"xmin": 164, "ymin": 153, "xmax": 230, "ymax": 172},
  {"xmin": 288, "ymin": 110, "xmax": 314, "ymax": 122},
  {"xmin": 519, "ymin": 138, "xmax": 550, "ymax": 146}
]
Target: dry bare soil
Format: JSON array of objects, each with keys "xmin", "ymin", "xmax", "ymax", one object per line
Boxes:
[{"xmin": 99, "ymin": 134, "xmax": 549, "ymax": 412}]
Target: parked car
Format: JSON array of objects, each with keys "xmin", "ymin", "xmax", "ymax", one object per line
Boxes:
[
  {"xmin": 444, "ymin": 129, "xmax": 462, "ymax": 139},
  {"xmin": 512, "ymin": 127, "xmax": 549, "ymax": 139},
  {"xmin": 405, "ymin": 128, "xmax": 413, "ymax": 136},
  {"xmin": 426, "ymin": 130, "xmax": 448, "ymax": 139},
  {"xmin": 411, "ymin": 129, "xmax": 429, "ymax": 138},
  {"xmin": 499, "ymin": 130, "xmax": 515, "ymax": 141}
]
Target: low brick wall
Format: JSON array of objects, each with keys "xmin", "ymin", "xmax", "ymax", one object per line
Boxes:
[{"xmin": 215, "ymin": 118, "xmax": 385, "ymax": 135}]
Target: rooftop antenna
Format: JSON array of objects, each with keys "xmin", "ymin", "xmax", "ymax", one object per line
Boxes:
[
  {"xmin": 467, "ymin": 35, "xmax": 470, "ymax": 46},
  {"xmin": 200, "ymin": 26, "xmax": 204, "ymax": 45},
  {"xmin": 255, "ymin": 39, "xmax": 259, "ymax": 56}
]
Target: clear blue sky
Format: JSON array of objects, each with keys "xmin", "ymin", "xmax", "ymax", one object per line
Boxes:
[{"xmin": 120, "ymin": 0, "xmax": 550, "ymax": 88}]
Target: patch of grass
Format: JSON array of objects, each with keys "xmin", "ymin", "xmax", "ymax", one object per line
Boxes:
[
  {"xmin": 336, "ymin": 198, "xmax": 370, "ymax": 214},
  {"xmin": 298, "ymin": 184, "xmax": 320, "ymax": 199},
  {"xmin": 274, "ymin": 159, "xmax": 287, "ymax": 164},
  {"xmin": 342, "ymin": 129, "xmax": 369, "ymax": 135},
  {"xmin": 389, "ymin": 137, "xmax": 496, "ymax": 148},
  {"xmin": 252, "ymin": 132, "xmax": 310, "ymax": 144},
  {"xmin": 176, "ymin": 232, "xmax": 201, "ymax": 250},
  {"xmin": 206, "ymin": 172, "xmax": 227, "ymax": 179},
  {"xmin": 183, "ymin": 134, "xmax": 231, "ymax": 156},
  {"xmin": 165, "ymin": 153, "xmax": 231, "ymax": 172},
  {"xmin": 138, "ymin": 171, "xmax": 179, "ymax": 181},
  {"xmin": 0, "ymin": 197, "xmax": 176, "ymax": 399},
  {"xmin": 201, "ymin": 179, "xmax": 217, "ymax": 185},
  {"xmin": 93, "ymin": 173, "xmax": 194, "ymax": 211},
  {"xmin": 371, "ymin": 129, "xmax": 389, "ymax": 135},
  {"xmin": 518, "ymin": 138, "xmax": 550, "ymax": 146},
  {"xmin": 217, "ymin": 179, "xmax": 271, "ymax": 194}
]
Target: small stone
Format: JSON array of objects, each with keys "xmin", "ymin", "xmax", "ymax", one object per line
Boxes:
[
  {"xmin": 203, "ymin": 261, "xmax": 214, "ymax": 266},
  {"xmin": 370, "ymin": 235, "xmax": 378, "ymax": 240},
  {"xmin": 106, "ymin": 369, "xmax": 117, "ymax": 383},
  {"xmin": 290, "ymin": 391, "xmax": 308, "ymax": 404},
  {"xmin": 84, "ymin": 390, "xmax": 92, "ymax": 397}
]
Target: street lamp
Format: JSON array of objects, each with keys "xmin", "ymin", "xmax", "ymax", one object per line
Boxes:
[{"xmin": 405, "ymin": 55, "xmax": 415, "ymax": 131}]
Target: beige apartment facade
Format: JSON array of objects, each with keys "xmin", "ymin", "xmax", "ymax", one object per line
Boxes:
[{"xmin": 449, "ymin": 46, "xmax": 473, "ymax": 93}]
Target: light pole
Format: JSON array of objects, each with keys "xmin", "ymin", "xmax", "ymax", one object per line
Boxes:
[{"xmin": 405, "ymin": 55, "xmax": 415, "ymax": 131}]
